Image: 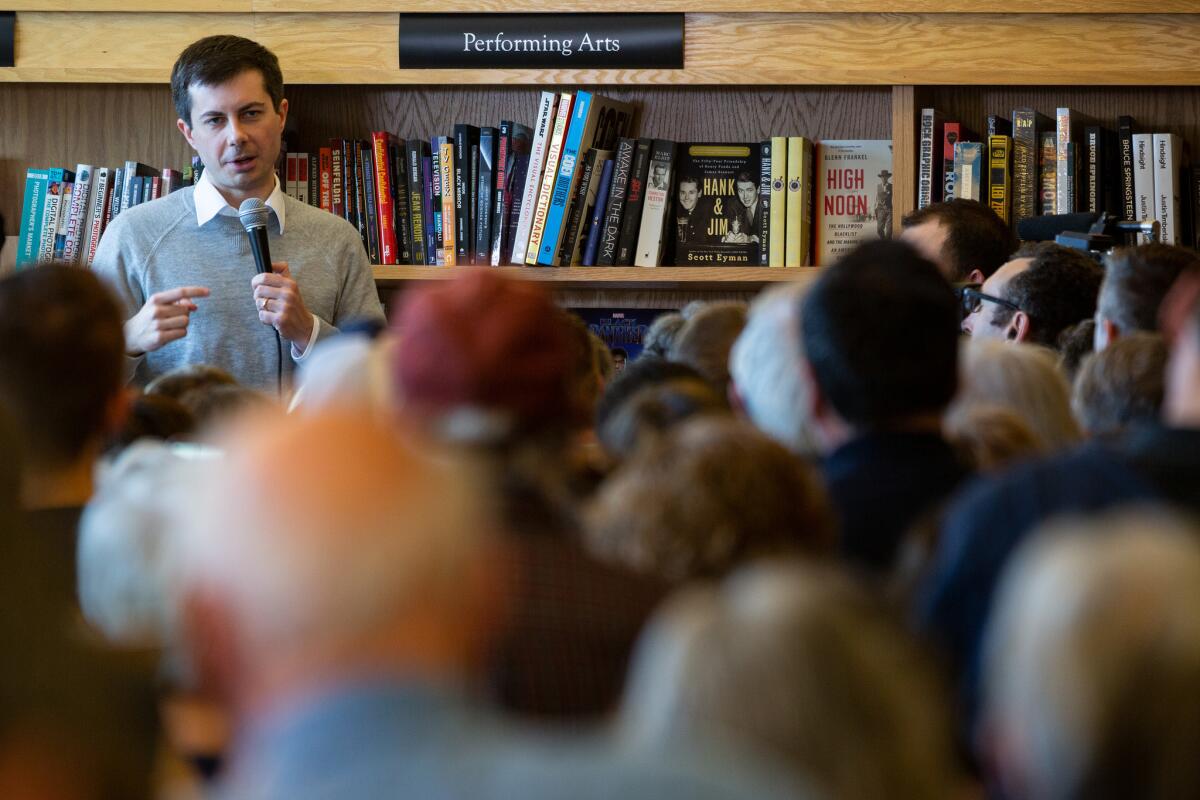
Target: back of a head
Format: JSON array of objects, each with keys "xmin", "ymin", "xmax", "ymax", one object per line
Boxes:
[
  {"xmin": 391, "ymin": 270, "xmax": 574, "ymax": 442},
  {"xmin": 729, "ymin": 281, "xmax": 816, "ymax": 455},
  {"xmin": 642, "ymin": 312, "xmax": 686, "ymax": 359},
  {"xmin": 1005, "ymin": 242, "xmax": 1105, "ymax": 349},
  {"xmin": 669, "ymin": 302, "xmax": 748, "ymax": 393},
  {"xmin": 1072, "ymin": 331, "xmax": 1167, "ymax": 438},
  {"xmin": 984, "ymin": 510, "xmax": 1200, "ymax": 800},
  {"xmin": 108, "ymin": 393, "xmax": 195, "ymax": 455},
  {"xmin": 955, "ymin": 338, "xmax": 1082, "ymax": 452},
  {"xmin": 801, "ymin": 240, "xmax": 960, "ymax": 428},
  {"xmin": 585, "ymin": 417, "xmax": 833, "ymax": 582},
  {"xmin": 145, "ymin": 363, "xmax": 237, "ymax": 402},
  {"xmin": 0, "ymin": 266, "xmax": 124, "ymax": 471},
  {"xmin": 1057, "ymin": 319, "xmax": 1096, "ymax": 382},
  {"xmin": 943, "ymin": 404, "xmax": 1042, "ymax": 473},
  {"xmin": 623, "ymin": 561, "xmax": 960, "ymax": 800},
  {"xmin": 1099, "ymin": 244, "xmax": 1199, "ymax": 337},
  {"xmin": 597, "ymin": 377, "xmax": 731, "ymax": 461},
  {"xmin": 178, "ymin": 411, "xmax": 492, "ymax": 667},
  {"xmin": 901, "ymin": 198, "xmax": 1018, "ymax": 281},
  {"xmin": 595, "ymin": 356, "xmax": 711, "ymax": 434}
]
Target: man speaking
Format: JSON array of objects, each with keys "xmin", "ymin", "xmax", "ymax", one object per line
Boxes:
[{"xmin": 93, "ymin": 35, "xmax": 385, "ymax": 394}]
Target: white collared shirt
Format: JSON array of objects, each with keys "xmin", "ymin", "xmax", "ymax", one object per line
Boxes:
[{"xmin": 192, "ymin": 169, "xmax": 319, "ymax": 360}]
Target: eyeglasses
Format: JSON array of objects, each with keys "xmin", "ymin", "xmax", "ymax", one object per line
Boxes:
[{"xmin": 959, "ymin": 286, "xmax": 1022, "ymax": 317}]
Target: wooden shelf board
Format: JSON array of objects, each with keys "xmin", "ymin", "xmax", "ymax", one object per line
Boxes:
[
  {"xmin": 372, "ymin": 265, "xmax": 821, "ymax": 290},
  {"xmin": 11, "ymin": 1, "xmax": 1200, "ymax": 12},
  {"xmin": 6, "ymin": 12, "xmax": 1200, "ymax": 85}
]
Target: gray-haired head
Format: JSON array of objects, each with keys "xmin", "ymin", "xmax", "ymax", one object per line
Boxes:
[
  {"xmin": 729, "ymin": 281, "xmax": 816, "ymax": 455},
  {"xmin": 983, "ymin": 509, "xmax": 1200, "ymax": 800}
]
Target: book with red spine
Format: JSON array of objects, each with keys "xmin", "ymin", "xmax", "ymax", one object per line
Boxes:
[
  {"xmin": 372, "ymin": 131, "xmax": 400, "ymax": 264},
  {"xmin": 319, "ymin": 147, "xmax": 333, "ymax": 212}
]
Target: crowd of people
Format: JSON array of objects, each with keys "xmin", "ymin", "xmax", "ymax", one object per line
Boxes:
[{"xmin": 2, "ymin": 192, "xmax": 1200, "ymax": 799}]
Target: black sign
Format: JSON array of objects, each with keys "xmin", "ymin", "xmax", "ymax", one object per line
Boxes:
[
  {"xmin": 399, "ymin": 13, "xmax": 683, "ymax": 70},
  {"xmin": 1, "ymin": 12, "xmax": 14, "ymax": 68}
]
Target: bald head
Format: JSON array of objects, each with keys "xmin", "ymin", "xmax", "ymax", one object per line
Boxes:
[{"xmin": 178, "ymin": 411, "xmax": 496, "ymax": 676}]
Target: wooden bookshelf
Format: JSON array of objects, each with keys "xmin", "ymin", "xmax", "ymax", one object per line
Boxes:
[{"xmin": 4, "ymin": 2, "xmax": 1200, "ymax": 302}]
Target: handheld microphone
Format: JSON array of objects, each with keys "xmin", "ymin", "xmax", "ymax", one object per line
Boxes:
[{"xmin": 237, "ymin": 198, "xmax": 273, "ymax": 275}]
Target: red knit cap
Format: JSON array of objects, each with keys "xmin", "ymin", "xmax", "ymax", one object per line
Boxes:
[{"xmin": 391, "ymin": 270, "xmax": 573, "ymax": 425}]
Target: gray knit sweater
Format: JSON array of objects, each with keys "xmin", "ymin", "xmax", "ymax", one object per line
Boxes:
[{"xmin": 92, "ymin": 187, "xmax": 385, "ymax": 394}]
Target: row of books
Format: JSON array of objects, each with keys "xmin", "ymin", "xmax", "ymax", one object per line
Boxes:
[
  {"xmin": 16, "ymin": 160, "xmax": 202, "ymax": 269},
  {"xmin": 918, "ymin": 108, "xmax": 1196, "ymax": 246},
  {"xmin": 282, "ymin": 90, "xmax": 892, "ymax": 267}
]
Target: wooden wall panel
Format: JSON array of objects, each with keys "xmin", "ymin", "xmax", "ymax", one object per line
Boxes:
[
  {"xmin": 284, "ymin": 85, "xmax": 891, "ymax": 152},
  {"xmin": 0, "ymin": 84, "xmax": 193, "ymax": 237},
  {"xmin": 5, "ymin": 12, "xmax": 1200, "ymax": 85}
]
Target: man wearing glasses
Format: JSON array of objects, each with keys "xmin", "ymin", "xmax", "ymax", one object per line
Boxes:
[{"xmin": 960, "ymin": 242, "xmax": 1103, "ymax": 348}]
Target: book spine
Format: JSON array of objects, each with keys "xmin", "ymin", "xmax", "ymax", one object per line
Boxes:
[
  {"xmin": 307, "ymin": 154, "xmax": 318, "ymax": 206},
  {"xmin": 390, "ymin": 140, "xmax": 411, "ymax": 265},
  {"xmin": 1084, "ymin": 125, "xmax": 1102, "ymax": 214},
  {"xmin": 39, "ymin": 169, "xmax": 69, "ymax": 265},
  {"xmin": 475, "ymin": 127, "xmax": 495, "ymax": 265},
  {"xmin": 330, "ymin": 140, "xmax": 345, "ymax": 218},
  {"xmin": 785, "ymin": 137, "xmax": 805, "ymax": 267},
  {"xmin": 1190, "ymin": 168, "xmax": 1200, "ymax": 250},
  {"xmin": 1132, "ymin": 133, "xmax": 1155, "ymax": 243},
  {"xmin": 360, "ymin": 147, "xmax": 381, "ymax": 264},
  {"xmin": 616, "ymin": 139, "xmax": 653, "ymax": 266},
  {"xmin": 121, "ymin": 161, "xmax": 140, "ymax": 214},
  {"xmin": 129, "ymin": 177, "xmax": 143, "ymax": 209},
  {"xmin": 453, "ymin": 125, "xmax": 471, "ymax": 264},
  {"xmin": 526, "ymin": 92, "xmax": 574, "ymax": 265},
  {"xmin": 17, "ymin": 169, "xmax": 49, "ymax": 270},
  {"xmin": 987, "ymin": 115, "xmax": 1013, "ymax": 137},
  {"xmin": 1038, "ymin": 131, "xmax": 1057, "ymax": 216},
  {"xmin": 319, "ymin": 148, "xmax": 333, "ymax": 212},
  {"xmin": 348, "ymin": 142, "xmax": 367, "ymax": 253},
  {"xmin": 106, "ymin": 168, "xmax": 124, "ymax": 230},
  {"xmin": 569, "ymin": 150, "xmax": 610, "ymax": 267},
  {"xmin": 84, "ymin": 167, "xmax": 112, "ymax": 268},
  {"xmin": 758, "ymin": 139, "xmax": 771, "ymax": 266},
  {"xmin": 1055, "ymin": 108, "xmax": 1073, "ymax": 213},
  {"xmin": 918, "ymin": 108, "xmax": 937, "ymax": 210},
  {"xmin": 62, "ymin": 163, "xmax": 93, "ymax": 265},
  {"xmin": 286, "ymin": 153, "xmax": 297, "ymax": 199},
  {"xmin": 372, "ymin": 133, "xmax": 398, "ymax": 265},
  {"xmin": 583, "ymin": 158, "xmax": 615, "ymax": 266},
  {"xmin": 299, "ymin": 153, "xmax": 311, "ymax": 204},
  {"xmin": 429, "ymin": 137, "xmax": 444, "ymax": 265},
  {"xmin": 491, "ymin": 121, "xmax": 511, "ymax": 266},
  {"xmin": 1154, "ymin": 133, "xmax": 1181, "ymax": 245},
  {"xmin": 954, "ymin": 142, "xmax": 983, "ymax": 202},
  {"xmin": 800, "ymin": 139, "xmax": 815, "ymax": 266},
  {"xmin": 597, "ymin": 137, "xmax": 634, "ymax": 267},
  {"xmin": 1118, "ymin": 117, "xmax": 1136, "ymax": 225},
  {"xmin": 439, "ymin": 141, "xmax": 457, "ymax": 266},
  {"xmin": 511, "ymin": 91, "xmax": 558, "ymax": 266},
  {"xmin": 150, "ymin": 176, "xmax": 161, "ymax": 201},
  {"xmin": 52, "ymin": 181, "xmax": 74, "ymax": 262},
  {"xmin": 538, "ymin": 90, "xmax": 592, "ymax": 265},
  {"xmin": 558, "ymin": 148, "xmax": 597, "ymax": 266},
  {"xmin": 988, "ymin": 135, "xmax": 1011, "ymax": 225},
  {"xmin": 767, "ymin": 135, "xmax": 787, "ymax": 267},
  {"xmin": 422, "ymin": 151, "xmax": 437, "ymax": 265},
  {"xmin": 942, "ymin": 123, "xmax": 962, "ymax": 202},
  {"xmin": 1011, "ymin": 110, "xmax": 1038, "ymax": 233},
  {"xmin": 634, "ymin": 139, "xmax": 675, "ymax": 268},
  {"xmin": 406, "ymin": 141, "xmax": 426, "ymax": 265}
]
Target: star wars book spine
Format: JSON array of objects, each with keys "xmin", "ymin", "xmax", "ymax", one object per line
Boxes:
[
  {"xmin": 526, "ymin": 92, "xmax": 574, "ymax": 265},
  {"xmin": 511, "ymin": 91, "xmax": 558, "ymax": 266}
]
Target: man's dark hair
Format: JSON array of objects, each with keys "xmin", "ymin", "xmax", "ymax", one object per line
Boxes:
[
  {"xmin": 171, "ymin": 35, "xmax": 284, "ymax": 127},
  {"xmin": 0, "ymin": 266, "xmax": 125, "ymax": 469},
  {"xmin": 734, "ymin": 171, "xmax": 756, "ymax": 187},
  {"xmin": 901, "ymin": 199, "xmax": 1018, "ymax": 281},
  {"xmin": 994, "ymin": 242, "xmax": 1105, "ymax": 348},
  {"xmin": 678, "ymin": 174, "xmax": 701, "ymax": 189},
  {"xmin": 1099, "ymin": 244, "xmax": 1199, "ymax": 334},
  {"xmin": 801, "ymin": 240, "xmax": 959, "ymax": 428},
  {"xmin": 1071, "ymin": 332, "xmax": 1167, "ymax": 437}
]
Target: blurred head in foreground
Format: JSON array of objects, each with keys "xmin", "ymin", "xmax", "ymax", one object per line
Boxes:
[
  {"xmin": 622, "ymin": 561, "xmax": 962, "ymax": 800},
  {"xmin": 585, "ymin": 417, "xmax": 833, "ymax": 583},
  {"xmin": 983, "ymin": 510, "xmax": 1200, "ymax": 800},
  {"xmin": 176, "ymin": 410, "xmax": 504, "ymax": 713}
]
